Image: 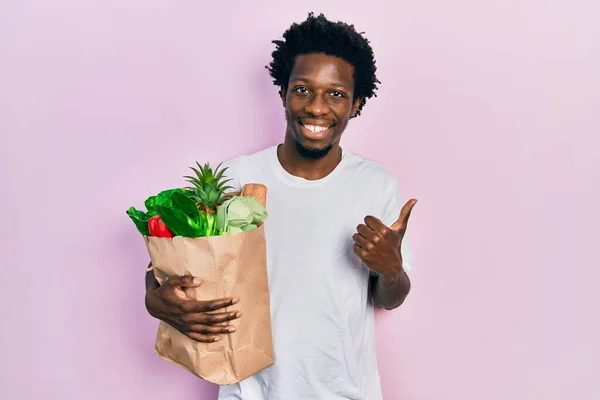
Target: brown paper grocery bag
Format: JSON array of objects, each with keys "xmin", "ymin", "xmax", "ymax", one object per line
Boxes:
[{"xmin": 143, "ymin": 217, "xmax": 274, "ymax": 385}]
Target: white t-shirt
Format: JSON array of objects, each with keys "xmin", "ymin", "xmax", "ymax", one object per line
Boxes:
[{"xmin": 217, "ymin": 145, "xmax": 413, "ymax": 400}]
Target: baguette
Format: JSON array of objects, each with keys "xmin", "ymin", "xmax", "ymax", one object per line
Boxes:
[{"xmin": 241, "ymin": 183, "xmax": 267, "ymax": 207}]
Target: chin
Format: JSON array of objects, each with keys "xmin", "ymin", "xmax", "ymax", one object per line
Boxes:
[{"xmin": 294, "ymin": 139, "xmax": 333, "ymax": 160}]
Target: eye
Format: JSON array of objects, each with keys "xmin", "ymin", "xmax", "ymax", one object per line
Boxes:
[
  {"xmin": 330, "ymin": 91, "xmax": 345, "ymax": 98},
  {"xmin": 293, "ymin": 86, "xmax": 310, "ymax": 95}
]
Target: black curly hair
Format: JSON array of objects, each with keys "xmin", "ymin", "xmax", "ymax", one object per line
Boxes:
[{"xmin": 267, "ymin": 12, "xmax": 380, "ymax": 118}]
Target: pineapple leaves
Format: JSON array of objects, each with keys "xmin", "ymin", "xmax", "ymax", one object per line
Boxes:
[
  {"xmin": 183, "ymin": 161, "xmax": 233, "ymax": 209},
  {"xmin": 126, "ymin": 161, "xmax": 245, "ymax": 238}
]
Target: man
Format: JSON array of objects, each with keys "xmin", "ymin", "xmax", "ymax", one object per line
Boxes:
[{"xmin": 144, "ymin": 12, "xmax": 417, "ymax": 400}]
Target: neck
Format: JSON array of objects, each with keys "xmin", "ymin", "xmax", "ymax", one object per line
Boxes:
[{"xmin": 277, "ymin": 134, "xmax": 342, "ymax": 181}]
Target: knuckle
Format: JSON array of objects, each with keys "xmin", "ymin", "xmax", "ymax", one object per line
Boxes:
[
  {"xmin": 179, "ymin": 302, "xmax": 193, "ymax": 313},
  {"xmin": 179, "ymin": 313, "xmax": 192, "ymax": 324}
]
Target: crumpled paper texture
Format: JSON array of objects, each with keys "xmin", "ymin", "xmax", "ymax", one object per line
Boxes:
[{"xmin": 144, "ymin": 223, "xmax": 274, "ymax": 385}]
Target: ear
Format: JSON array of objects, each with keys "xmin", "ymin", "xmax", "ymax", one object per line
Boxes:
[
  {"xmin": 280, "ymin": 87, "xmax": 287, "ymax": 108},
  {"xmin": 351, "ymin": 96, "xmax": 363, "ymax": 117}
]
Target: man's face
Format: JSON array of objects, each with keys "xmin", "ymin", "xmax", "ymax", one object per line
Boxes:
[{"xmin": 282, "ymin": 53, "xmax": 362, "ymax": 159}]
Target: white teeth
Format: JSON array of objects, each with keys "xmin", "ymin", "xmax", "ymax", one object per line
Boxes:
[{"xmin": 304, "ymin": 125, "xmax": 329, "ymax": 133}]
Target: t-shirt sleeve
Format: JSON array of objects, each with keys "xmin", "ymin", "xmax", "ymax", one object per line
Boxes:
[
  {"xmin": 221, "ymin": 158, "xmax": 245, "ymax": 194},
  {"xmin": 381, "ymin": 173, "xmax": 414, "ymax": 273}
]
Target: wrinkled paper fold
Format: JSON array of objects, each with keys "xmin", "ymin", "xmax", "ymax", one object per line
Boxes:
[{"xmin": 143, "ymin": 223, "xmax": 274, "ymax": 385}]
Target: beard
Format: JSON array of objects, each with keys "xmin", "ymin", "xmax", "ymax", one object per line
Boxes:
[
  {"xmin": 285, "ymin": 110, "xmax": 335, "ymax": 160},
  {"xmin": 294, "ymin": 139, "xmax": 333, "ymax": 160}
]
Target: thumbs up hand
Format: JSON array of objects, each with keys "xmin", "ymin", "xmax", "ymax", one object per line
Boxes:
[{"xmin": 352, "ymin": 199, "xmax": 417, "ymax": 281}]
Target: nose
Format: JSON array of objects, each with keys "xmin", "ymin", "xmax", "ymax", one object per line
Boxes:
[{"xmin": 304, "ymin": 93, "xmax": 329, "ymax": 116}]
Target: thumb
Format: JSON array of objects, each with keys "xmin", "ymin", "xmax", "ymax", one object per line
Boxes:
[
  {"xmin": 390, "ymin": 198, "xmax": 418, "ymax": 232},
  {"xmin": 167, "ymin": 275, "xmax": 202, "ymax": 289}
]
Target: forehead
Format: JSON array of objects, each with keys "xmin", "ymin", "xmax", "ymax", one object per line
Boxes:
[{"xmin": 290, "ymin": 53, "xmax": 355, "ymax": 88}]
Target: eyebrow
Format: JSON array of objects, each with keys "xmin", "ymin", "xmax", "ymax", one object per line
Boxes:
[{"xmin": 291, "ymin": 77, "xmax": 349, "ymax": 89}]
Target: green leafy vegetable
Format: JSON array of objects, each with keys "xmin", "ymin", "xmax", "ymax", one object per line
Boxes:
[
  {"xmin": 126, "ymin": 207, "xmax": 151, "ymax": 236},
  {"xmin": 144, "ymin": 188, "xmax": 186, "ymax": 215},
  {"xmin": 171, "ymin": 191, "xmax": 200, "ymax": 219},
  {"xmin": 205, "ymin": 213, "xmax": 218, "ymax": 236},
  {"xmin": 217, "ymin": 196, "xmax": 268, "ymax": 234},
  {"xmin": 155, "ymin": 204, "xmax": 204, "ymax": 237},
  {"xmin": 125, "ymin": 162, "xmax": 269, "ymax": 238}
]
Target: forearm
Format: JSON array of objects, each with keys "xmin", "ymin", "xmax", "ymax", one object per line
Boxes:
[{"xmin": 370, "ymin": 270, "xmax": 411, "ymax": 310}]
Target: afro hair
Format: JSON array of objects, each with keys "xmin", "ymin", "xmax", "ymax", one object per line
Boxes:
[{"xmin": 267, "ymin": 12, "xmax": 380, "ymax": 118}]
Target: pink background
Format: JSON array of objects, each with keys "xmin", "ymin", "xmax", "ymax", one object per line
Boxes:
[{"xmin": 2, "ymin": 1, "xmax": 599, "ymax": 399}]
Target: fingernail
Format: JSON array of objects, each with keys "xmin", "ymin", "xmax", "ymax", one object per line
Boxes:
[
  {"xmin": 235, "ymin": 312, "xmax": 242, "ymax": 318},
  {"xmin": 231, "ymin": 298, "xmax": 240, "ymax": 304},
  {"xmin": 213, "ymin": 337, "xmax": 220, "ymax": 342},
  {"xmin": 228, "ymin": 327, "xmax": 236, "ymax": 332},
  {"xmin": 193, "ymin": 278, "xmax": 201, "ymax": 284}
]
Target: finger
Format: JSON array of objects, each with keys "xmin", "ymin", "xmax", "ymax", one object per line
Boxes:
[
  {"xmin": 353, "ymin": 244, "xmax": 367, "ymax": 261},
  {"xmin": 167, "ymin": 275, "xmax": 202, "ymax": 289},
  {"xmin": 356, "ymin": 224, "xmax": 377, "ymax": 240},
  {"xmin": 352, "ymin": 233, "xmax": 370, "ymax": 249},
  {"xmin": 391, "ymin": 199, "xmax": 418, "ymax": 232},
  {"xmin": 185, "ymin": 332, "xmax": 222, "ymax": 343},
  {"xmin": 181, "ymin": 297, "xmax": 240, "ymax": 313},
  {"xmin": 202, "ymin": 298, "xmax": 240, "ymax": 312},
  {"xmin": 187, "ymin": 324, "xmax": 237, "ymax": 335},
  {"xmin": 182, "ymin": 310, "xmax": 242, "ymax": 325},
  {"xmin": 201, "ymin": 311, "xmax": 243, "ymax": 325},
  {"xmin": 364, "ymin": 215, "xmax": 386, "ymax": 231}
]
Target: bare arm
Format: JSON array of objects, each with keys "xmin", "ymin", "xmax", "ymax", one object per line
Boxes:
[
  {"xmin": 353, "ymin": 199, "xmax": 417, "ymax": 310},
  {"xmin": 370, "ymin": 270, "xmax": 411, "ymax": 310},
  {"xmin": 143, "ymin": 261, "xmax": 242, "ymax": 342}
]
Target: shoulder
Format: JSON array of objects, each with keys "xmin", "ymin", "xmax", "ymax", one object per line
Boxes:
[
  {"xmin": 220, "ymin": 146, "xmax": 275, "ymax": 191},
  {"xmin": 343, "ymin": 149, "xmax": 405, "ymax": 223},
  {"xmin": 343, "ymin": 149, "xmax": 399, "ymax": 190},
  {"xmin": 222, "ymin": 146, "xmax": 272, "ymax": 170}
]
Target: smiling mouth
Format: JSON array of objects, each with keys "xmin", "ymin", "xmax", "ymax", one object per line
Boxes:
[{"xmin": 298, "ymin": 121, "xmax": 332, "ymax": 140}]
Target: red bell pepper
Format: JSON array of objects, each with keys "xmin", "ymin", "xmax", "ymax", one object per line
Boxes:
[{"xmin": 148, "ymin": 215, "xmax": 174, "ymax": 238}]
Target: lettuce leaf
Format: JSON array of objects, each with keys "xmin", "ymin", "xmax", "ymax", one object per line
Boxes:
[
  {"xmin": 126, "ymin": 207, "xmax": 151, "ymax": 236},
  {"xmin": 155, "ymin": 204, "xmax": 204, "ymax": 237}
]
